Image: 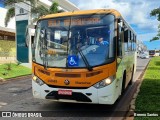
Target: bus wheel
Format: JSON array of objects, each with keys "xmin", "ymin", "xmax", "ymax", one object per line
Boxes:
[
  {"xmin": 121, "ymin": 71, "xmax": 126, "ymax": 95},
  {"xmin": 129, "ymin": 65, "xmax": 134, "ymax": 85}
]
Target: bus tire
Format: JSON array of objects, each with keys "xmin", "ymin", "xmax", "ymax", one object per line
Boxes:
[
  {"xmin": 121, "ymin": 71, "xmax": 126, "ymax": 95},
  {"xmin": 129, "ymin": 65, "xmax": 134, "ymax": 85}
]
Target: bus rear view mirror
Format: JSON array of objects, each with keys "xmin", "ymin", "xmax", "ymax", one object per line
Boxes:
[
  {"xmin": 40, "ymin": 29, "xmax": 46, "ymax": 39},
  {"xmin": 25, "ymin": 25, "xmax": 36, "ymax": 47},
  {"xmin": 25, "ymin": 29, "xmax": 29, "ymax": 47},
  {"xmin": 118, "ymin": 18, "xmax": 123, "ymax": 28}
]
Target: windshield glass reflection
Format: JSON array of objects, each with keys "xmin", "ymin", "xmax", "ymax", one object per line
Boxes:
[{"xmin": 33, "ymin": 14, "xmax": 115, "ymax": 68}]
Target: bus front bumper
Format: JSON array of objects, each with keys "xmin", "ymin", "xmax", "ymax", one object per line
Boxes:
[{"xmin": 32, "ymin": 79, "xmax": 117, "ymax": 105}]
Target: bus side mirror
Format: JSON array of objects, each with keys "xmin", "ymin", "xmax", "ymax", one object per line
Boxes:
[
  {"xmin": 25, "ymin": 31, "xmax": 29, "ymax": 47},
  {"xmin": 25, "ymin": 25, "xmax": 36, "ymax": 47},
  {"xmin": 40, "ymin": 29, "xmax": 46, "ymax": 39},
  {"xmin": 117, "ymin": 35, "xmax": 122, "ymax": 57},
  {"xmin": 118, "ymin": 19, "xmax": 123, "ymax": 28},
  {"xmin": 40, "ymin": 28, "xmax": 48, "ymax": 48}
]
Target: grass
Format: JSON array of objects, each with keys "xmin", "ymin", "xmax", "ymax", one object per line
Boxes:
[
  {"xmin": 134, "ymin": 57, "xmax": 160, "ymax": 120},
  {"xmin": 0, "ymin": 63, "xmax": 31, "ymax": 79}
]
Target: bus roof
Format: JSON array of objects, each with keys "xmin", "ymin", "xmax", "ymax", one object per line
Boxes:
[{"xmin": 39, "ymin": 9, "xmax": 121, "ymax": 20}]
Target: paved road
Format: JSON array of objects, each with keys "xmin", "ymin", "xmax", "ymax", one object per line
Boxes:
[{"xmin": 0, "ymin": 58, "xmax": 150, "ymax": 120}]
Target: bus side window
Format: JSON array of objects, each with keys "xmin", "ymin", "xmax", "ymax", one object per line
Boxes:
[
  {"xmin": 132, "ymin": 34, "xmax": 134, "ymax": 51},
  {"xmin": 124, "ymin": 30, "xmax": 128, "ymax": 52},
  {"xmin": 128, "ymin": 31, "xmax": 132, "ymax": 51},
  {"xmin": 134, "ymin": 36, "xmax": 137, "ymax": 51}
]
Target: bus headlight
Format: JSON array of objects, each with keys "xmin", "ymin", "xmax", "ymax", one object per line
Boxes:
[
  {"xmin": 32, "ymin": 76, "xmax": 37, "ymax": 81},
  {"xmin": 93, "ymin": 76, "xmax": 115, "ymax": 89},
  {"xmin": 32, "ymin": 75, "xmax": 44, "ymax": 86}
]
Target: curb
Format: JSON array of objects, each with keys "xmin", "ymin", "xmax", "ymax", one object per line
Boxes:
[
  {"xmin": 125, "ymin": 59, "xmax": 151, "ymax": 119},
  {"xmin": 0, "ymin": 75, "xmax": 32, "ymax": 85}
]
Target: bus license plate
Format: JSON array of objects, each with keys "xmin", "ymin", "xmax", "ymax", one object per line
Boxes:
[{"xmin": 58, "ymin": 90, "xmax": 72, "ymax": 95}]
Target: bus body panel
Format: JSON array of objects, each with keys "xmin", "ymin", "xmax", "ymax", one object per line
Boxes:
[
  {"xmin": 32, "ymin": 61, "xmax": 116, "ymax": 88},
  {"xmin": 116, "ymin": 58, "xmax": 124, "ymax": 96},
  {"xmin": 97, "ymin": 78, "xmax": 121, "ymax": 104},
  {"xmin": 125, "ymin": 51, "xmax": 135, "ymax": 86}
]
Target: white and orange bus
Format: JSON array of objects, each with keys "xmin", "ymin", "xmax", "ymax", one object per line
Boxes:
[
  {"xmin": 30, "ymin": 9, "xmax": 137, "ymax": 104},
  {"xmin": 149, "ymin": 50, "xmax": 159, "ymax": 57}
]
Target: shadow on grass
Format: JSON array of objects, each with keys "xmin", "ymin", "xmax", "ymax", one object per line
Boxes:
[
  {"xmin": 138, "ymin": 79, "xmax": 160, "ymax": 95},
  {"xmin": 155, "ymin": 61, "xmax": 160, "ymax": 66},
  {"xmin": 147, "ymin": 67, "xmax": 160, "ymax": 70}
]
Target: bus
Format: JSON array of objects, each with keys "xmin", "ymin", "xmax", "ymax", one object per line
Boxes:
[
  {"xmin": 149, "ymin": 50, "xmax": 159, "ymax": 57},
  {"xmin": 30, "ymin": 9, "xmax": 137, "ymax": 104}
]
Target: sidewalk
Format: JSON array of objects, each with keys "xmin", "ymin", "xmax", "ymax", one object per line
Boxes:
[{"xmin": 21, "ymin": 63, "xmax": 32, "ymax": 68}]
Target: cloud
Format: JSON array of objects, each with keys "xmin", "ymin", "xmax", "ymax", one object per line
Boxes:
[
  {"xmin": 69, "ymin": 0, "xmax": 160, "ymax": 40},
  {"xmin": 77, "ymin": 0, "xmax": 131, "ymax": 18}
]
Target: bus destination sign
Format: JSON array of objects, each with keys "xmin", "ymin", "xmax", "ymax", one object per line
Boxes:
[{"xmin": 48, "ymin": 17, "xmax": 103, "ymax": 27}]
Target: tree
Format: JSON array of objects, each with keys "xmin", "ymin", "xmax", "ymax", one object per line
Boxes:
[
  {"xmin": 4, "ymin": 0, "xmax": 63, "ymax": 27},
  {"xmin": 150, "ymin": 7, "xmax": 160, "ymax": 41}
]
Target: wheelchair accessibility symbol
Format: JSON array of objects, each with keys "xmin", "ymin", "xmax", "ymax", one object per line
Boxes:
[{"xmin": 68, "ymin": 55, "xmax": 78, "ymax": 66}]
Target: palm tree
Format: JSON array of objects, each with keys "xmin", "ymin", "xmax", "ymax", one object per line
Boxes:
[
  {"xmin": 4, "ymin": 0, "xmax": 63, "ymax": 27},
  {"xmin": 150, "ymin": 7, "xmax": 160, "ymax": 41},
  {"xmin": 31, "ymin": 1, "xmax": 64, "ymax": 22}
]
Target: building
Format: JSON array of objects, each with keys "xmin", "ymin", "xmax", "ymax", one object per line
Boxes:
[
  {"xmin": 0, "ymin": 0, "xmax": 79, "ymax": 29},
  {"xmin": 0, "ymin": 26, "xmax": 15, "ymax": 40},
  {"xmin": 0, "ymin": 0, "xmax": 79, "ymax": 64}
]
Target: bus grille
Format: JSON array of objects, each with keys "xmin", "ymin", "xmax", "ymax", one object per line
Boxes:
[
  {"xmin": 55, "ymin": 73, "xmax": 81, "ymax": 78},
  {"xmin": 46, "ymin": 91, "xmax": 92, "ymax": 102}
]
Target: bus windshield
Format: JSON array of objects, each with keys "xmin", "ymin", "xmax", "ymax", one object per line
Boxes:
[{"xmin": 33, "ymin": 14, "xmax": 115, "ymax": 68}]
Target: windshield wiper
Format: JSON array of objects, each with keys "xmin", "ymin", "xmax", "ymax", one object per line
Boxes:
[{"xmin": 77, "ymin": 48, "xmax": 93, "ymax": 71}]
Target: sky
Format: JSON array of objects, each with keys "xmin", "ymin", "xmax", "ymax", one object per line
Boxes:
[
  {"xmin": 0, "ymin": 0, "xmax": 160, "ymax": 50},
  {"xmin": 69, "ymin": 0, "xmax": 160, "ymax": 50},
  {"xmin": 0, "ymin": 3, "xmax": 4, "ymax": 7}
]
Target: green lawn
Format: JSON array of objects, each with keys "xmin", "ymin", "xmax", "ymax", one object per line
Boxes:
[
  {"xmin": 134, "ymin": 57, "xmax": 160, "ymax": 120},
  {"xmin": 0, "ymin": 63, "xmax": 31, "ymax": 79}
]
